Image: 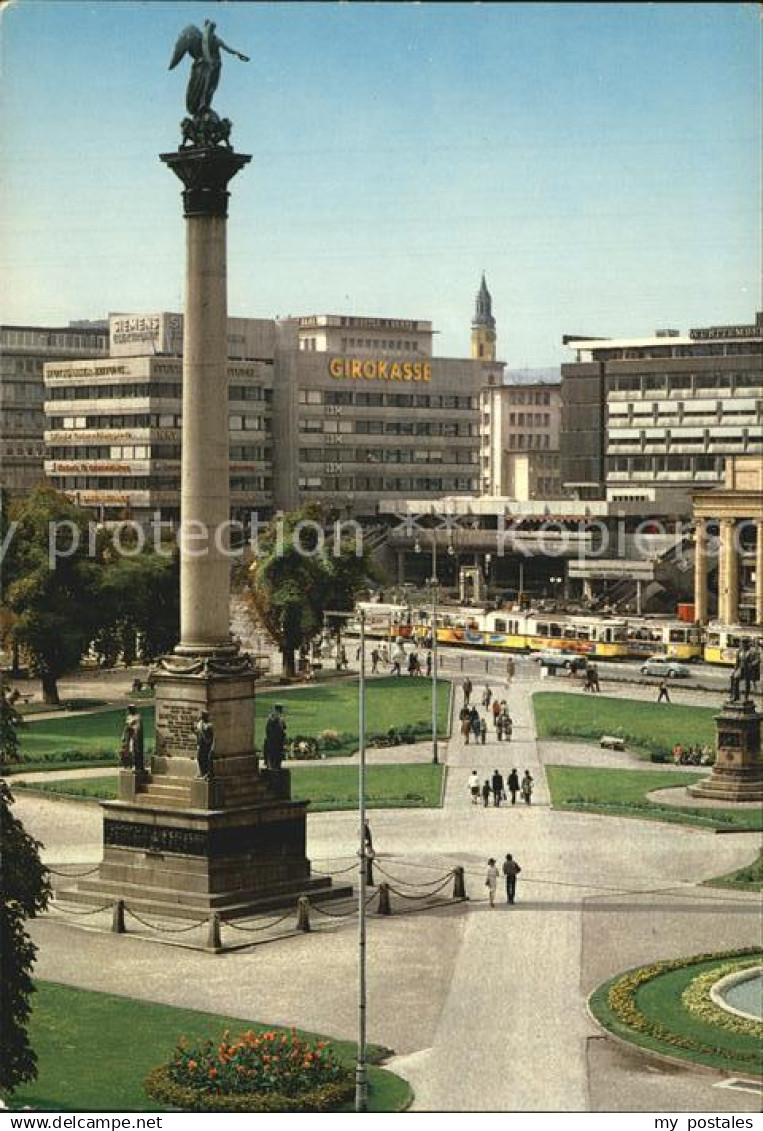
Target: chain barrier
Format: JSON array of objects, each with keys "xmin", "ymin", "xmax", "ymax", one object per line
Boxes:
[
  {"xmin": 386, "ymin": 876, "xmax": 455, "ymax": 901},
  {"xmin": 311, "ymin": 901, "xmax": 358, "ymax": 919},
  {"xmin": 48, "ymin": 864, "xmax": 101, "ymax": 878},
  {"xmin": 222, "ymin": 909, "xmax": 295, "ymax": 934},
  {"xmin": 48, "ymin": 899, "xmax": 113, "ymax": 917},
  {"xmin": 311, "ymin": 861, "xmax": 359, "ymax": 877},
  {"xmin": 124, "ymin": 907, "xmax": 206, "ymax": 934},
  {"xmin": 374, "ymin": 863, "xmax": 455, "ymax": 888}
]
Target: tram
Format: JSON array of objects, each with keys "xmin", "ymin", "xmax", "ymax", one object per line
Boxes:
[
  {"xmin": 351, "ymin": 602, "xmax": 704, "ymax": 661},
  {"xmin": 704, "ymin": 623, "xmax": 763, "ymax": 666}
]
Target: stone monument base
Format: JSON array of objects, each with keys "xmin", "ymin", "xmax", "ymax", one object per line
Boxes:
[
  {"xmin": 64, "ymin": 775, "xmax": 351, "ymax": 919},
  {"xmin": 688, "ymin": 697, "xmax": 763, "ymax": 803}
]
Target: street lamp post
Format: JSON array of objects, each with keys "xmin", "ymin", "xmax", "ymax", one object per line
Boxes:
[
  {"xmin": 415, "ymin": 534, "xmax": 440, "ymax": 765},
  {"xmin": 356, "ymin": 607, "xmax": 368, "ymax": 1111},
  {"xmin": 324, "ymin": 607, "xmax": 368, "ymax": 1112}
]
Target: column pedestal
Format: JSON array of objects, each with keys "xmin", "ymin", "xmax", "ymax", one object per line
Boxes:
[{"xmin": 689, "ymin": 699, "xmax": 763, "ymax": 802}]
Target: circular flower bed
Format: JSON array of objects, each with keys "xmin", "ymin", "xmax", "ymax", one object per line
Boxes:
[
  {"xmin": 145, "ymin": 1028, "xmax": 355, "ymax": 1113},
  {"xmin": 590, "ymin": 947, "xmax": 763, "ymax": 1076}
]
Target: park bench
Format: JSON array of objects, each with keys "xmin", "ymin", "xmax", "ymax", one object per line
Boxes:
[{"xmin": 600, "ymin": 734, "xmax": 625, "ymax": 751}]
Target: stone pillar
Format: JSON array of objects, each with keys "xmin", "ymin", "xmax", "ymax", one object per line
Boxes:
[
  {"xmin": 694, "ymin": 516, "xmax": 709, "ymax": 623},
  {"xmin": 160, "ymin": 147, "xmax": 251, "ymax": 656},
  {"xmin": 756, "ymin": 520, "xmax": 763, "ymax": 627},
  {"xmin": 718, "ymin": 518, "xmax": 739, "ymax": 625}
]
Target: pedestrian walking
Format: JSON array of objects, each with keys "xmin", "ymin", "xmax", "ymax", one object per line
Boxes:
[
  {"xmin": 657, "ymin": 678, "xmax": 671, "ymax": 703},
  {"xmin": 590, "ymin": 663, "xmax": 600, "ymax": 693},
  {"xmin": 492, "ymin": 698, "xmax": 501, "ymax": 728},
  {"xmin": 502, "ymin": 853, "xmax": 521, "ymax": 904},
  {"xmin": 501, "ymin": 708, "xmax": 513, "ymax": 742},
  {"xmin": 491, "ymin": 768, "xmax": 504, "ymax": 807},
  {"xmin": 425, "ymin": 650, "xmax": 432, "ymax": 678},
  {"xmin": 461, "ymin": 709, "xmax": 472, "ymax": 745},
  {"xmin": 507, "ymin": 768, "xmax": 520, "ymax": 805},
  {"xmin": 468, "ymin": 769, "xmax": 480, "ymax": 805},
  {"xmin": 506, "ymin": 656, "xmax": 516, "ymax": 683},
  {"xmin": 462, "ymin": 677, "xmax": 473, "ymax": 706},
  {"xmin": 371, "ymin": 647, "xmax": 380, "ymax": 674},
  {"xmin": 496, "ymin": 713, "xmax": 504, "ymax": 741},
  {"xmin": 470, "ymin": 707, "xmax": 480, "ymax": 741},
  {"xmin": 480, "ymin": 717, "xmax": 488, "ymax": 745},
  {"xmin": 381, "ymin": 644, "xmax": 390, "ymax": 667},
  {"xmin": 482, "ymin": 686, "xmax": 492, "ymax": 709},
  {"xmin": 485, "ymin": 857, "xmax": 499, "ymax": 907},
  {"xmin": 364, "ymin": 820, "xmax": 373, "ymax": 852},
  {"xmin": 520, "ymin": 769, "xmax": 534, "ymax": 805},
  {"xmin": 408, "ymin": 650, "xmax": 418, "ymax": 677},
  {"xmin": 481, "ymin": 779, "xmax": 491, "ymax": 808},
  {"xmin": 391, "ymin": 642, "xmax": 405, "ymax": 677}
]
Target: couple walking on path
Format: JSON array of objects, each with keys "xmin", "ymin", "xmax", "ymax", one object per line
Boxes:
[{"xmin": 485, "ymin": 853, "xmax": 522, "ymax": 907}]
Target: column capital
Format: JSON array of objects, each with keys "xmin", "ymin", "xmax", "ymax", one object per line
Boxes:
[{"xmin": 160, "ymin": 147, "xmax": 251, "ymax": 218}]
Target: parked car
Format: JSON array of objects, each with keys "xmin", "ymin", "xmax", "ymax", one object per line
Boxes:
[
  {"xmin": 533, "ymin": 650, "xmax": 588, "ymax": 672},
  {"xmin": 640, "ymin": 656, "xmax": 690, "ymax": 678}
]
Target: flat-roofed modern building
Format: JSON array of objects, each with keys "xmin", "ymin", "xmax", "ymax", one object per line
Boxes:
[
  {"xmin": 43, "ymin": 314, "xmax": 274, "ymax": 523},
  {"xmin": 42, "ymin": 308, "xmax": 500, "ymax": 523},
  {"xmin": 1, "ymin": 322, "xmax": 108, "ymax": 502},
  {"xmin": 480, "ymin": 380, "xmax": 561, "ymax": 498},
  {"xmin": 276, "ymin": 314, "xmax": 502, "ymax": 515},
  {"xmin": 561, "ymin": 313, "xmax": 763, "ymax": 511}
]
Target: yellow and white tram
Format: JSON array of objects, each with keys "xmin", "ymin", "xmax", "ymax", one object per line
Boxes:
[
  {"xmin": 704, "ymin": 623, "xmax": 763, "ymax": 666},
  {"xmin": 352, "ymin": 602, "xmax": 704, "ymax": 661}
]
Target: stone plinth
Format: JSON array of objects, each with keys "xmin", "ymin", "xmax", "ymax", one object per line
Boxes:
[{"xmin": 689, "ymin": 698, "xmax": 763, "ymax": 802}]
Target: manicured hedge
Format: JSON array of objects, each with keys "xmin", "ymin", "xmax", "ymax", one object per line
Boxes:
[{"xmin": 144, "ymin": 1064, "xmax": 355, "ymax": 1113}]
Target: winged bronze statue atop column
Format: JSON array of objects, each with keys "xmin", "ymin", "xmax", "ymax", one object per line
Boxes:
[{"xmin": 169, "ymin": 20, "xmax": 249, "ymax": 149}]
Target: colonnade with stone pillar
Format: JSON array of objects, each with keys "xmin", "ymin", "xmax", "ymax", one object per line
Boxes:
[{"xmin": 693, "ymin": 513, "xmax": 763, "ymax": 627}]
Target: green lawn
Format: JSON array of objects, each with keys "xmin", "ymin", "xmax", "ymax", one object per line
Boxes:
[
  {"xmin": 706, "ymin": 849, "xmax": 763, "ymax": 892},
  {"xmin": 589, "ymin": 955, "xmax": 763, "ymax": 1076},
  {"xmin": 533, "ymin": 691, "xmax": 716, "ymax": 760},
  {"xmin": 10, "ymin": 678, "xmax": 450, "ymax": 772},
  {"xmin": 10, "ymin": 982, "xmax": 411, "ymax": 1113},
  {"xmin": 17, "ymin": 763, "xmax": 445, "ymax": 810},
  {"xmin": 545, "ymin": 764, "xmax": 762, "ymax": 831}
]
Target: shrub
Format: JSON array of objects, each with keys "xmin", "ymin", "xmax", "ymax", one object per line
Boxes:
[{"xmin": 144, "ymin": 1029, "xmax": 353, "ymax": 1112}]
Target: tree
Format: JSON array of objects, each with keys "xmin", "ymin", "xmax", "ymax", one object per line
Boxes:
[
  {"xmin": 0, "ymin": 781, "xmax": 51, "ymax": 1096},
  {"xmin": 2, "ymin": 487, "xmax": 104, "ymax": 704},
  {"xmin": 92, "ymin": 549, "xmax": 180, "ymax": 667},
  {"xmin": 247, "ymin": 507, "xmax": 375, "ymax": 677},
  {"xmin": 0, "ymin": 681, "xmax": 23, "ymax": 766}
]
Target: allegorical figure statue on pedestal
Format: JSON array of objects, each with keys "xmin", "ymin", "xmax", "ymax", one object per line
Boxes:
[
  {"xmin": 729, "ymin": 640, "xmax": 761, "ymax": 703},
  {"xmin": 120, "ymin": 705, "xmax": 145, "ymax": 774},
  {"xmin": 195, "ymin": 711, "xmax": 215, "ymax": 780},
  {"xmin": 169, "ymin": 19, "xmax": 249, "ymax": 148},
  {"xmin": 264, "ymin": 705, "xmax": 287, "ymax": 771}
]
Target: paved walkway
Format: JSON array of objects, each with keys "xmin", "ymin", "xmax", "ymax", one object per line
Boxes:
[{"xmin": 14, "ymin": 665, "xmax": 763, "ymax": 1113}]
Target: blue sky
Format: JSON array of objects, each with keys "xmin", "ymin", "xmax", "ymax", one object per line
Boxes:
[{"xmin": 1, "ymin": 1, "xmax": 759, "ymax": 365}]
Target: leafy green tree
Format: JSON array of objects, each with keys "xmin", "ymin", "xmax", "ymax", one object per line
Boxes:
[
  {"xmin": 0, "ymin": 781, "xmax": 51, "ymax": 1096},
  {"xmin": 2, "ymin": 487, "xmax": 104, "ymax": 704},
  {"xmin": 92, "ymin": 549, "xmax": 180, "ymax": 667},
  {"xmin": 247, "ymin": 507, "xmax": 374, "ymax": 677},
  {"xmin": 0, "ymin": 681, "xmax": 23, "ymax": 766}
]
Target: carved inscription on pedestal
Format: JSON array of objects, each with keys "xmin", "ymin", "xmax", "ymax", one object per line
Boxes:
[
  {"xmin": 104, "ymin": 817, "xmax": 307, "ymax": 860},
  {"xmin": 155, "ymin": 701, "xmax": 199, "ymax": 756}
]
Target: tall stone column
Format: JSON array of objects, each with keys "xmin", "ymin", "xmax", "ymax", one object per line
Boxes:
[
  {"xmin": 160, "ymin": 149, "xmax": 251, "ymax": 655},
  {"xmin": 718, "ymin": 517, "xmax": 739, "ymax": 625},
  {"xmin": 756, "ymin": 519, "xmax": 763, "ymax": 627},
  {"xmin": 694, "ymin": 516, "xmax": 709, "ymax": 623}
]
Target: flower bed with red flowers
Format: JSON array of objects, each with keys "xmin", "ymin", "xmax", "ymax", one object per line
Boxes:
[{"xmin": 144, "ymin": 1028, "xmax": 354, "ymax": 1113}]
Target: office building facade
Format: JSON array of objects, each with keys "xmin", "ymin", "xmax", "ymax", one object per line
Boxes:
[
  {"xmin": 1, "ymin": 322, "xmax": 108, "ymax": 501},
  {"xmin": 43, "ymin": 309, "xmax": 498, "ymax": 522},
  {"xmin": 561, "ymin": 314, "xmax": 763, "ymax": 509}
]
